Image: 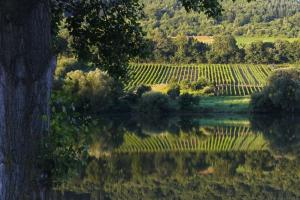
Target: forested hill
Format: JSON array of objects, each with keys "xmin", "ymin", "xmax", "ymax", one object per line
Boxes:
[{"xmin": 141, "ymin": 0, "xmax": 300, "ymax": 37}]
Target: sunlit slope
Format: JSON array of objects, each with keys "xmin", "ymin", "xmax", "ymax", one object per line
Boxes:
[{"xmin": 126, "ymin": 64, "xmax": 273, "ymax": 96}]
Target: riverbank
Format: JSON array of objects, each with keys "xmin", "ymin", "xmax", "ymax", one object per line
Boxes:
[
  {"xmin": 150, "ymin": 84, "xmax": 251, "ymax": 113},
  {"xmin": 197, "ymin": 96, "xmax": 251, "ymax": 113}
]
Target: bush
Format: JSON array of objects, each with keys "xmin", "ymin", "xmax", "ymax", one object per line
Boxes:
[
  {"xmin": 207, "ymin": 34, "xmax": 244, "ymax": 63},
  {"xmin": 250, "ymin": 68, "xmax": 300, "ymax": 113},
  {"xmin": 167, "ymin": 84, "xmax": 180, "ymax": 99},
  {"xmin": 119, "ymin": 92, "xmax": 138, "ymax": 104},
  {"xmin": 64, "ymin": 68, "xmax": 122, "ymax": 112},
  {"xmin": 138, "ymin": 92, "xmax": 171, "ymax": 115},
  {"xmin": 178, "ymin": 93, "xmax": 199, "ymax": 110},
  {"xmin": 117, "ymin": 92, "xmax": 139, "ymax": 112},
  {"xmin": 180, "ymin": 80, "xmax": 191, "ymax": 90},
  {"xmin": 136, "ymin": 84, "xmax": 152, "ymax": 97},
  {"xmin": 55, "ymin": 57, "xmax": 85, "ymax": 80},
  {"xmin": 191, "ymin": 77, "xmax": 208, "ymax": 90},
  {"xmin": 250, "ymin": 92, "xmax": 275, "ymax": 113},
  {"xmin": 203, "ymin": 85, "xmax": 215, "ymax": 94}
]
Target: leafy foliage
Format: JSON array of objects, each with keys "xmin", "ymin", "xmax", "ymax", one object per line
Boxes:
[
  {"xmin": 51, "ymin": 0, "xmax": 240, "ymax": 80},
  {"xmin": 63, "ymin": 68, "xmax": 122, "ymax": 112},
  {"xmin": 51, "ymin": 0, "xmax": 145, "ymax": 80},
  {"xmin": 167, "ymin": 84, "xmax": 181, "ymax": 99},
  {"xmin": 135, "ymin": 84, "xmax": 152, "ymax": 97},
  {"xmin": 138, "ymin": 92, "xmax": 171, "ymax": 115},
  {"xmin": 141, "ymin": 0, "xmax": 300, "ymax": 37},
  {"xmin": 244, "ymin": 40, "xmax": 300, "ymax": 64},
  {"xmin": 191, "ymin": 77, "xmax": 208, "ymax": 90},
  {"xmin": 136, "ymin": 33, "xmax": 300, "ymax": 64},
  {"xmin": 207, "ymin": 35, "xmax": 244, "ymax": 63},
  {"xmin": 251, "ymin": 68, "xmax": 300, "ymax": 113}
]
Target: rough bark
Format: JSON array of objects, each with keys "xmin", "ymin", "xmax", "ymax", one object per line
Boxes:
[{"xmin": 0, "ymin": 0, "xmax": 55, "ymax": 199}]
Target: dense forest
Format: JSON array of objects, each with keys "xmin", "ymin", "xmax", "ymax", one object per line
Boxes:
[
  {"xmin": 134, "ymin": 34, "xmax": 300, "ymax": 64},
  {"xmin": 141, "ymin": 0, "xmax": 300, "ymax": 37},
  {"xmin": 126, "ymin": 0, "xmax": 300, "ymax": 64}
]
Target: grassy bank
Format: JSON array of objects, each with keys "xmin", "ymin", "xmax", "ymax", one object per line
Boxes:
[
  {"xmin": 197, "ymin": 96, "xmax": 251, "ymax": 113},
  {"xmin": 151, "ymin": 84, "xmax": 251, "ymax": 113}
]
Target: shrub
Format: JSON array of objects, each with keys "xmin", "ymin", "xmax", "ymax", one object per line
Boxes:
[
  {"xmin": 178, "ymin": 93, "xmax": 199, "ymax": 110},
  {"xmin": 250, "ymin": 92, "xmax": 275, "ymax": 113},
  {"xmin": 180, "ymin": 80, "xmax": 191, "ymax": 90},
  {"xmin": 203, "ymin": 85, "xmax": 215, "ymax": 94},
  {"xmin": 136, "ymin": 84, "xmax": 151, "ymax": 97},
  {"xmin": 167, "ymin": 84, "xmax": 180, "ymax": 99},
  {"xmin": 191, "ymin": 77, "xmax": 208, "ymax": 90},
  {"xmin": 135, "ymin": 85, "xmax": 151, "ymax": 97},
  {"xmin": 138, "ymin": 92, "xmax": 170, "ymax": 115},
  {"xmin": 207, "ymin": 34, "xmax": 244, "ymax": 63},
  {"xmin": 119, "ymin": 92, "xmax": 138, "ymax": 104},
  {"xmin": 54, "ymin": 57, "xmax": 89, "ymax": 91},
  {"xmin": 250, "ymin": 68, "xmax": 300, "ymax": 113},
  {"xmin": 55, "ymin": 57, "xmax": 85, "ymax": 80},
  {"xmin": 64, "ymin": 68, "xmax": 121, "ymax": 112}
]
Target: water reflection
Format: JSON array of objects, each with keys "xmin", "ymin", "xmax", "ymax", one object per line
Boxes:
[
  {"xmin": 2, "ymin": 114, "xmax": 300, "ymax": 199},
  {"xmin": 47, "ymin": 114, "xmax": 300, "ymax": 199}
]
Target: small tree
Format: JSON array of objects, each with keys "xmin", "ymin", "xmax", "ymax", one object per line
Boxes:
[
  {"xmin": 207, "ymin": 34, "xmax": 244, "ymax": 63},
  {"xmin": 167, "ymin": 84, "xmax": 181, "ymax": 99},
  {"xmin": 138, "ymin": 92, "xmax": 171, "ymax": 115},
  {"xmin": 251, "ymin": 68, "xmax": 300, "ymax": 113},
  {"xmin": 167, "ymin": 85, "xmax": 181, "ymax": 99},
  {"xmin": 191, "ymin": 77, "xmax": 208, "ymax": 90},
  {"xmin": 180, "ymin": 80, "xmax": 192, "ymax": 90},
  {"xmin": 245, "ymin": 42, "xmax": 275, "ymax": 64},
  {"xmin": 64, "ymin": 68, "xmax": 121, "ymax": 112}
]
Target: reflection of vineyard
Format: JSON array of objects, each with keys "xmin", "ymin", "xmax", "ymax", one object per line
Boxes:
[
  {"xmin": 126, "ymin": 64, "xmax": 273, "ymax": 95},
  {"xmin": 114, "ymin": 126, "xmax": 269, "ymax": 153}
]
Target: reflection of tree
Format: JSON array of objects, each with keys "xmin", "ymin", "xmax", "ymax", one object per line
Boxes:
[
  {"xmin": 131, "ymin": 155, "xmax": 143, "ymax": 180},
  {"xmin": 130, "ymin": 115, "xmax": 203, "ymax": 136},
  {"xmin": 49, "ymin": 114, "xmax": 300, "ymax": 199},
  {"xmin": 84, "ymin": 160, "xmax": 102, "ymax": 187},
  {"xmin": 250, "ymin": 115, "xmax": 300, "ymax": 156},
  {"xmin": 137, "ymin": 114, "xmax": 179, "ymax": 135},
  {"xmin": 54, "ymin": 150, "xmax": 300, "ymax": 199}
]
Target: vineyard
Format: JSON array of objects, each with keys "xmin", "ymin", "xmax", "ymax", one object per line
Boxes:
[
  {"xmin": 126, "ymin": 64, "xmax": 273, "ymax": 96},
  {"xmin": 114, "ymin": 125, "xmax": 269, "ymax": 154}
]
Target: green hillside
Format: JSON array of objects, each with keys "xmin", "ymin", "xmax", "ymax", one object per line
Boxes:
[
  {"xmin": 141, "ymin": 0, "xmax": 300, "ymax": 37},
  {"xmin": 127, "ymin": 64, "xmax": 273, "ymax": 96}
]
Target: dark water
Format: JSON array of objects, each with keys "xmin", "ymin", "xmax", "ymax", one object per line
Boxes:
[{"xmin": 3, "ymin": 114, "xmax": 300, "ymax": 199}]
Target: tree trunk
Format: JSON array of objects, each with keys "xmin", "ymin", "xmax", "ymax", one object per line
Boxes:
[{"xmin": 0, "ymin": 1, "xmax": 54, "ymax": 199}]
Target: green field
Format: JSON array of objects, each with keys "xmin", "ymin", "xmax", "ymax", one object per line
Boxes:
[
  {"xmin": 236, "ymin": 36, "xmax": 300, "ymax": 46},
  {"xmin": 198, "ymin": 96, "xmax": 250, "ymax": 113},
  {"xmin": 193, "ymin": 36, "xmax": 300, "ymax": 46},
  {"xmin": 127, "ymin": 64, "xmax": 273, "ymax": 96}
]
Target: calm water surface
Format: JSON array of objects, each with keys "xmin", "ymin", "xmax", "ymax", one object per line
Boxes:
[{"xmin": 5, "ymin": 114, "xmax": 300, "ymax": 199}]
